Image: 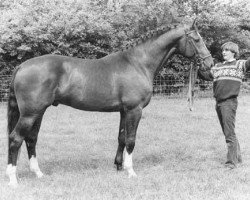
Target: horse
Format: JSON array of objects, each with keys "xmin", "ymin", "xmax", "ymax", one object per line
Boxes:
[{"xmin": 6, "ymin": 21, "xmax": 213, "ymax": 187}]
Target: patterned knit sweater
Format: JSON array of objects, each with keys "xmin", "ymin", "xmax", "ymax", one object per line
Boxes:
[{"xmin": 198, "ymin": 58, "xmax": 250, "ymax": 102}]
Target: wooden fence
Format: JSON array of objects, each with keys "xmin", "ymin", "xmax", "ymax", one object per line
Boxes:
[{"xmin": 1, "ymin": 73, "xmax": 250, "ymax": 102}]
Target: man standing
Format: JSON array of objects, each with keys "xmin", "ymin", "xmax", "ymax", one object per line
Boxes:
[{"xmin": 198, "ymin": 41, "xmax": 250, "ymax": 169}]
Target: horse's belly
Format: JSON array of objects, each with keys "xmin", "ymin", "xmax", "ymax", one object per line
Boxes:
[
  {"xmin": 59, "ymin": 92, "xmax": 122, "ymax": 112},
  {"xmin": 56, "ymin": 71, "xmax": 152, "ymax": 112}
]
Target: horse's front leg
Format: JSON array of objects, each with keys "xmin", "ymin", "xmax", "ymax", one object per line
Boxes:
[
  {"xmin": 123, "ymin": 106, "xmax": 142, "ymax": 178},
  {"xmin": 114, "ymin": 111, "xmax": 126, "ymax": 170}
]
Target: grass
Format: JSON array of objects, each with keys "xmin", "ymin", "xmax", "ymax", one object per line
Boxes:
[{"xmin": 0, "ymin": 95, "xmax": 250, "ymax": 200}]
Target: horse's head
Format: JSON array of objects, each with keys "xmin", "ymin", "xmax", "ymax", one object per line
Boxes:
[{"xmin": 176, "ymin": 20, "xmax": 214, "ymax": 70}]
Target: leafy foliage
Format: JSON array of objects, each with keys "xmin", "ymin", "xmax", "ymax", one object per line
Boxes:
[{"xmin": 0, "ymin": 0, "xmax": 249, "ymax": 76}]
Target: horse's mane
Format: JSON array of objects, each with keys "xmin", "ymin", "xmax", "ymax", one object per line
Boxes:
[{"xmin": 122, "ymin": 23, "xmax": 181, "ymax": 51}]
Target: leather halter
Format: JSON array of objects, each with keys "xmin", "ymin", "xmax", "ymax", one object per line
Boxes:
[{"xmin": 185, "ymin": 30, "xmax": 212, "ymax": 68}]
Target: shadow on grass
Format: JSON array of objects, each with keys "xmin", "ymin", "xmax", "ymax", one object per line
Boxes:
[
  {"xmin": 18, "ymin": 152, "xmax": 167, "ymax": 180},
  {"xmin": 17, "ymin": 157, "xmax": 111, "ymax": 180},
  {"xmin": 42, "ymin": 156, "xmax": 109, "ymax": 175},
  {"xmin": 136, "ymin": 153, "xmax": 165, "ymax": 167}
]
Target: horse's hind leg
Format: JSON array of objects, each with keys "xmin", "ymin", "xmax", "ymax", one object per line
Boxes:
[
  {"xmin": 6, "ymin": 132, "xmax": 24, "ymax": 187},
  {"xmin": 25, "ymin": 115, "xmax": 44, "ymax": 178},
  {"xmin": 123, "ymin": 107, "xmax": 142, "ymax": 178},
  {"xmin": 7, "ymin": 114, "xmax": 39, "ymax": 186},
  {"xmin": 114, "ymin": 111, "xmax": 126, "ymax": 170}
]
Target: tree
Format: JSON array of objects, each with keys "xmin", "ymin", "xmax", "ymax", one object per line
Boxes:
[{"xmin": 0, "ymin": 0, "xmax": 249, "ymax": 75}]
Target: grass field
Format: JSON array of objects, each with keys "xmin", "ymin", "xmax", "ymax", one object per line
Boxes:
[{"xmin": 0, "ymin": 95, "xmax": 250, "ymax": 200}]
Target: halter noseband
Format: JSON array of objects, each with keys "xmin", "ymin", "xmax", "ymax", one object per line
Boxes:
[{"xmin": 185, "ymin": 30, "xmax": 212, "ymax": 67}]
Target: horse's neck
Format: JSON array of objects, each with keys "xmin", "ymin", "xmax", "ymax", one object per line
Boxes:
[{"xmin": 130, "ymin": 29, "xmax": 184, "ymax": 81}]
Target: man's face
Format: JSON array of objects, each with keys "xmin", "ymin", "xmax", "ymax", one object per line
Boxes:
[{"xmin": 222, "ymin": 48, "xmax": 235, "ymax": 61}]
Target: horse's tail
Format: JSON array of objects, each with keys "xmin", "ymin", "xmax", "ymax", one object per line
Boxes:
[{"xmin": 7, "ymin": 66, "xmax": 21, "ymax": 138}]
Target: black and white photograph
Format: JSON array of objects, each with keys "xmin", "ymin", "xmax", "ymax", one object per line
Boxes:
[{"xmin": 0, "ymin": 0, "xmax": 250, "ymax": 199}]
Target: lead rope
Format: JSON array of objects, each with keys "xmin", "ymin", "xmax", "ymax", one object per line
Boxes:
[
  {"xmin": 187, "ymin": 64, "xmax": 193, "ymax": 111},
  {"xmin": 187, "ymin": 63, "xmax": 198, "ymax": 111}
]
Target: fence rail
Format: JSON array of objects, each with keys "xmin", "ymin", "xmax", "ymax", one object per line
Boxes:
[
  {"xmin": 1, "ymin": 73, "xmax": 250, "ymax": 102},
  {"xmin": 0, "ymin": 75, "xmax": 12, "ymax": 102}
]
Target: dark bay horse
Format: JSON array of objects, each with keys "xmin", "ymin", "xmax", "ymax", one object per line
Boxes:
[{"xmin": 6, "ymin": 22, "xmax": 213, "ymax": 186}]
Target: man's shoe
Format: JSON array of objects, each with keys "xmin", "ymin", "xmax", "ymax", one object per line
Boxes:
[{"xmin": 225, "ymin": 163, "xmax": 236, "ymax": 169}]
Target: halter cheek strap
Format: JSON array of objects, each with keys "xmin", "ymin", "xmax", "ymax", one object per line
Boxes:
[{"xmin": 185, "ymin": 30, "xmax": 212, "ymax": 67}]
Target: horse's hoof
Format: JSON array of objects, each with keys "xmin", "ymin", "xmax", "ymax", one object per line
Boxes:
[
  {"xmin": 128, "ymin": 172, "xmax": 137, "ymax": 178},
  {"xmin": 116, "ymin": 164, "xmax": 123, "ymax": 171},
  {"xmin": 127, "ymin": 169, "xmax": 137, "ymax": 178},
  {"xmin": 36, "ymin": 171, "xmax": 44, "ymax": 178},
  {"xmin": 8, "ymin": 181, "xmax": 18, "ymax": 188},
  {"xmin": 114, "ymin": 162, "xmax": 123, "ymax": 171}
]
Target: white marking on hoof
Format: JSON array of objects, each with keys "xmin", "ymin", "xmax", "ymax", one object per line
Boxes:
[
  {"xmin": 30, "ymin": 156, "xmax": 44, "ymax": 178},
  {"xmin": 8, "ymin": 180, "xmax": 18, "ymax": 188},
  {"xmin": 6, "ymin": 164, "xmax": 18, "ymax": 187},
  {"xmin": 123, "ymin": 149, "xmax": 137, "ymax": 178},
  {"xmin": 127, "ymin": 168, "xmax": 137, "ymax": 178}
]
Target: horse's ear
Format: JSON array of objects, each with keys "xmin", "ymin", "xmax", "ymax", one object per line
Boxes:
[{"xmin": 192, "ymin": 18, "xmax": 198, "ymax": 31}]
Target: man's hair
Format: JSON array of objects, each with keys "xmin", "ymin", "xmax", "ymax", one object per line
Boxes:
[{"xmin": 221, "ymin": 41, "xmax": 239, "ymax": 58}]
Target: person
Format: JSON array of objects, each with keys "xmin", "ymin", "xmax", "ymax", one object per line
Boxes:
[{"xmin": 198, "ymin": 41, "xmax": 250, "ymax": 169}]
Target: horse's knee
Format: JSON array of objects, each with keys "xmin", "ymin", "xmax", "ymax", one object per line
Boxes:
[
  {"xmin": 9, "ymin": 134, "xmax": 23, "ymax": 150},
  {"xmin": 125, "ymin": 137, "xmax": 135, "ymax": 154},
  {"xmin": 22, "ymin": 118, "xmax": 35, "ymax": 131}
]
